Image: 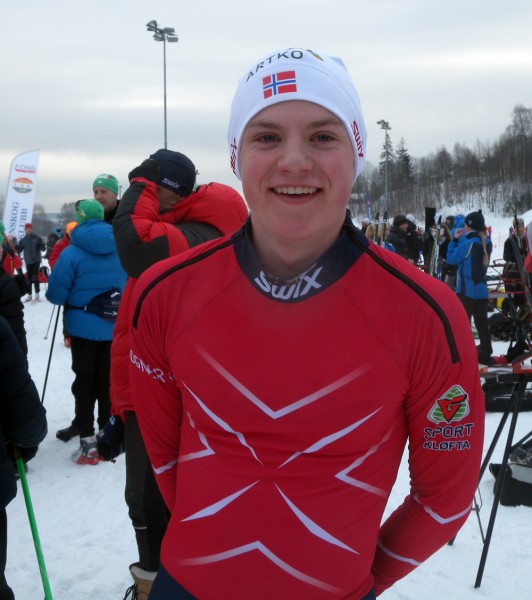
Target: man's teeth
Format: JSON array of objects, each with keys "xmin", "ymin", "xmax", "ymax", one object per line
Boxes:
[{"xmin": 274, "ymin": 186, "xmax": 317, "ymax": 194}]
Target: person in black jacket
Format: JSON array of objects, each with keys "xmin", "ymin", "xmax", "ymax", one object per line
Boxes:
[
  {"xmin": 404, "ymin": 214, "xmax": 423, "ymax": 265},
  {"xmin": 0, "ymin": 258, "xmax": 28, "ymax": 358},
  {"xmin": 0, "ymin": 314, "xmax": 47, "ymax": 599},
  {"xmin": 502, "ymin": 218, "xmax": 527, "ymax": 308},
  {"xmin": 386, "ymin": 215, "xmax": 410, "ymax": 260},
  {"xmin": 44, "ymin": 226, "xmax": 62, "ymax": 260},
  {"xmin": 15, "ymin": 223, "xmax": 45, "ymax": 303}
]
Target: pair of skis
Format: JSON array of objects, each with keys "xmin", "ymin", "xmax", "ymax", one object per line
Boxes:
[
  {"xmin": 371, "ymin": 211, "xmax": 388, "ymax": 246},
  {"xmin": 428, "ymin": 215, "xmax": 443, "ymax": 278}
]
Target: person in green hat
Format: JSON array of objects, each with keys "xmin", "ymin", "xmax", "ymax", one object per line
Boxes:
[{"xmin": 93, "ymin": 173, "xmax": 120, "ymax": 223}]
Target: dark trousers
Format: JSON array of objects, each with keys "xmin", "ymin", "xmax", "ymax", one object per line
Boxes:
[
  {"xmin": 148, "ymin": 565, "xmax": 198, "ymax": 599},
  {"xmin": 70, "ymin": 337, "xmax": 111, "ymax": 437},
  {"xmin": 62, "ymin": 309, "xmax": 70, "ymax": 338},
  {"xmin": 458, "ymin": 294, "xmax": 493, "ymax": 363},
  {"xmin": 125, "ymin": 412, "xmax": 170, "ymax": 572},
  {"xmin": 149, "ymin": 564, "xmax": 376, "ymax": 600},
  {"xmin": 25, "ymin": 263, "xmax": 40, "ymax": 295},
  {"xmin": 0, "ymin": 510, "xmax": 15, "ymax": 600}
]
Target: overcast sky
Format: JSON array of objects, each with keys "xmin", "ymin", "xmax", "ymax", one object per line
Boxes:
[{"xmin": 2, "ymin": 0, "xmax": 531, "ymax": 213}]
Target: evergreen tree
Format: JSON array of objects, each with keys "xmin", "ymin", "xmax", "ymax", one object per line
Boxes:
[
  {"xmin": 58, "ymin": 202, "xmax": 77, "ymax": 228},
  {"xmin": 379, "ymin": 129, "xmax": 395, "ymax": 210},
  {"xmin": 395, "ymin": 138, "xmax": 415, "ymax": 189}
]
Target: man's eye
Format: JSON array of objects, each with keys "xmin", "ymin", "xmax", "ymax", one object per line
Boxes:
[
  {"xmin": 257, "ymin": 133, "xmax": 278, "ymax": 143},
  {"xmin": 314, "ymin": 133, "xmax": 333, "ymax": 142}
]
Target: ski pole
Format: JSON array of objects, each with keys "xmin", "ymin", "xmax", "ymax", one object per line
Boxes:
[
  {"xmin": 41, "ymin": 306, "xmax": 60, "ymax": 404},
  {"xmin": 15, "ymin": 452, "xmax": 53, "ymax": 600},
  {"xmin": 43, "ymin": 305, "xmax": 56, "ymax": 340}
]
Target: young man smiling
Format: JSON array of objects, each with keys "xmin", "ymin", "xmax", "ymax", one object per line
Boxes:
[{"xmin": 129, "ymin": 48, "xmax": 484, "ymax": 599}]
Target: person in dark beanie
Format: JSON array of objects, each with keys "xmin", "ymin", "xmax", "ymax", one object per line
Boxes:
[
  {"xmin": 447, "ymin": 209, "xmax": 494, "ymax": 364},
  {"xmin": 46, "ymin": 199, "xmax": 126, "ymax": 464},
  {"xmin": 0, "ymin": 314, "xmax": 47, "ymax": 600},
  {"xmin": 15, "ymin": 223, "xmax": 45, "ymax": 303},
  {"xmin": 93, "ymin": 173, "xmax": 120, "ymax": 223},
  {"xmin": 106, "ymin": 148, "xmax": 248, "ymax": 599},
  {"xmin": 386, "ymin": 214, "xmax": 409, "ymax": 259},
  {"xmin": 404, "ymin": 214, "xmax": 423, "ymax": 265}
]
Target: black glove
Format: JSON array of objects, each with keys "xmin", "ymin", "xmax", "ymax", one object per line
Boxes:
[
  {"xmin": 96, "ymin": 415, "xmax": 125, "ymax": 461},
  {"xmin": 128, "ymin": 159, "xmax": 160, "ymax": 184}
]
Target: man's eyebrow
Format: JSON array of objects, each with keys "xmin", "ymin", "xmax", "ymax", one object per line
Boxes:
[
  {"xmin": 246, "ymin": 120, "xmax": 281, "ymax": 130},
  {"xmin": 246, "ymin": 118, "xmax": 343, "ymax": 129}
]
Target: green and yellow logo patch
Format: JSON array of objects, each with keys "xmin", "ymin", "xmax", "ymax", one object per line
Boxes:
[{"xmin": 428, "ymin": 385, "xmax": 470, "ymax": 424}]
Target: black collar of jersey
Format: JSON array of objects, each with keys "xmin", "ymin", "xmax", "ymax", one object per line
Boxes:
[{"xmin": 234, "ymin": 211, "xmax": 368, "ymax": 303}]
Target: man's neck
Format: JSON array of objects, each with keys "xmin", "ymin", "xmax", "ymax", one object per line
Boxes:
[
  {"xmin": 251, "ymin": 230, "xmax": 340, "ymax": 280},
  {"xmin": 249, "ymin": 214, "xmax": 346, "ymax": 279}
]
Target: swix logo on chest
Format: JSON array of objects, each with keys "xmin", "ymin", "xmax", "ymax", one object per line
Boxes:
[{"xmin": 254, "ymin": 266, "xmax": 323, "ymax": 301}]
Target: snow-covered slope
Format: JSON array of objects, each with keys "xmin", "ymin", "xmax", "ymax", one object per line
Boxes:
[{"xmin": 5, "ymin": 214, "xmax": 532, "ymax": 598}]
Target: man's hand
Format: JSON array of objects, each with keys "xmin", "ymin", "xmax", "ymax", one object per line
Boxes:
[
  {"xmin": 128, "ymin": 159, "xmax": 161, "ymax": 184},
  {"xmin": 8, "ymin": 443, "xmax": 39, "ymax": 465},
  {"xmin": 96, "ymin": 415, "xmax": 125, "ymax": 461}
]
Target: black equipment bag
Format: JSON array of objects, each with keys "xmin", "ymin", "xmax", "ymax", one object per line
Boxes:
[
  {"xmin": 482, "ymin": 370, "xmax": 532, "ymax": 412},
  {"xmin": 82, "ymin": 289, "xmax": 122, "ymax": 322},
  {"xmin": 493, "ymin": 445, "xmax": 532, "ymax": 508},
  {"xmin": 488, "ymin": 312, "xmax": 515, "ymax": 341}
]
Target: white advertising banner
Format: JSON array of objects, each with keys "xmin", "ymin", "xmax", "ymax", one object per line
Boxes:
[{"xmin": 2, "ymin": 149, "xmax": 40, "ymax": 240}]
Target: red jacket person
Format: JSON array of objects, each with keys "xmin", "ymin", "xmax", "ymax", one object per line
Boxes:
[
  {"xmin": 129, "ymin": 49, "xmax": 484, "ymax": 599},
  {"xmin": 108, "ymin": 149, "xmax": 248, "ymax": 598}
]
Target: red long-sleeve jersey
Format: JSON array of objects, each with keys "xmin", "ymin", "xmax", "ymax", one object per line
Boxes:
[{"xmin": 129, "ymin": 217, "xmax": 484, "ymax": 599}]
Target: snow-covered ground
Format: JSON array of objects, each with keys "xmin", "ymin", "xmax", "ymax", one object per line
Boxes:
[{"xmin": 5, "ymin": 211, "xmax": 532, "ymax": 599}]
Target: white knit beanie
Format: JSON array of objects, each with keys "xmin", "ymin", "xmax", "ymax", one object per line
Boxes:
[{"xmin": 227, "ymin": 48, "xmax": 367, "ymax": 183}]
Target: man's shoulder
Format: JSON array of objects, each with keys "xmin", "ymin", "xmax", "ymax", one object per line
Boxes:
[{"xmin": 131, "ymin": 234, "xmax": 239, "ymax": 327}]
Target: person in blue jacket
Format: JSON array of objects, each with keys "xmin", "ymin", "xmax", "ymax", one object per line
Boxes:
[
  {"xmin": 446, "ymin": 210, "xmax": 493, "ymax": 365},
  {"xmin": 46, "ymin": 199, "xmax": 126, "ymax": 464}
]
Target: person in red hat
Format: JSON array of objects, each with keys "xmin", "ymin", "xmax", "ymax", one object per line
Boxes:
[{"xmin": 15, "ymin": 223, "xmax": 45, "ymax": 303}]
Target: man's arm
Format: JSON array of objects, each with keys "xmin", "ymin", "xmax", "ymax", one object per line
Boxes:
[
  {"xmin": 128, "ymin": 270, "xmax": 183, "ymax": 510},
  {"xmin": 113, "ymin": 179, "xmax": 191, "ymax": 278},
  {"xmin": 178, "ymin": 222, "xmax": 223, "ymax": 247},
  {"xmin": 444, "ymin": 235, "xmax": 465, "ymax": 266},
  {"xmin": 45, "ymin": 251, "xmax": 76, "ymax": 306},
  {"xmin": 371, "ymin": 289, "xmax": 484, "ymax": 594},
  {"xmin": 1, "ymin": 316, "xmax": 47, "ymax": 451}
]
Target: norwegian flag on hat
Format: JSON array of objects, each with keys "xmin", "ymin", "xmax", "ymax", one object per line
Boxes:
[{"xmin": 262, "ymin": 71, "xmax": 297, "ymax": 99}]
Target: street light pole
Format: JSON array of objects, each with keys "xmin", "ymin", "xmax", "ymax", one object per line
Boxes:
[
  {"xmin": 377, "ymin": 119, "xmax": 391, "ymax": 210},
  {"xmin": 146, "ymin": 20, "xmax": 178, "ymax": 149}
]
